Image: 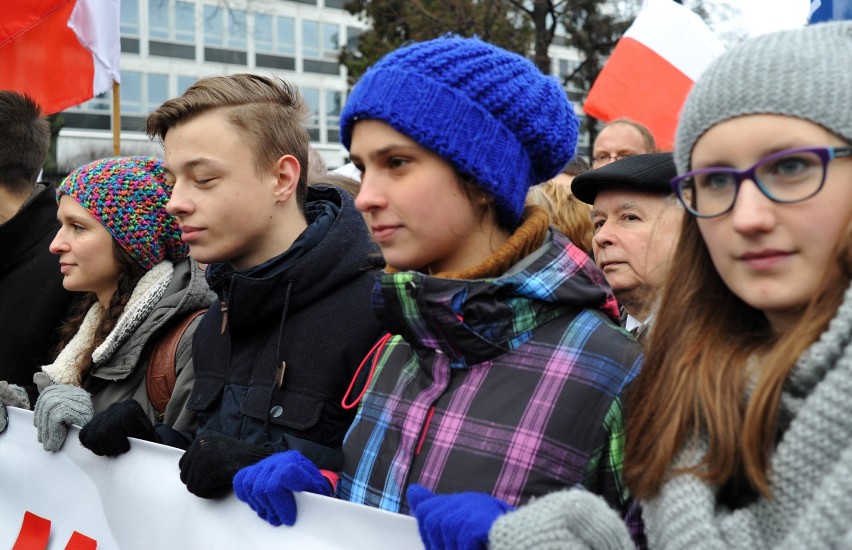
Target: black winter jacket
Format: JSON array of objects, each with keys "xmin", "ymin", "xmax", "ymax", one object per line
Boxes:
[
  {"xmin": 0, "ymin": 184, "xmax": 75, "ymax": 400},
  {"xmin": 186, "ymin": 185, "xmax": 384, "ymax": 469}
]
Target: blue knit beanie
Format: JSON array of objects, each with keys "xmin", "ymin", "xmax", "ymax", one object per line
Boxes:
[{"xmin": 340, "ymin": 36, "xmax": 579, "ymax": 229}]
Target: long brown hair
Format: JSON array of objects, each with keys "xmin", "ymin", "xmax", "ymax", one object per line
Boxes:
[
  {"xmin": 53, "ymin": 241, "xmax": 146, "ymax": 384},
  {"xmin": 625, "ymin": 214, "xmax": 852, "ymax": 499}
]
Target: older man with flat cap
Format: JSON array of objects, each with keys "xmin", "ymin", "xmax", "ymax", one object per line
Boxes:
[{"xmin": 572, "ymin": 153, "xmax": 682, "ymax": 337}]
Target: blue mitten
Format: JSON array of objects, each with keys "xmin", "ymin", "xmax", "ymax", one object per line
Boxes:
[
  {"xmin": 407, "ymin": 484, "xmax": 515, "ymax": 550},
  {"xmin": 33, "ymin": 384, "xmax": 94, "ymax": 451},
  {"xmin": 233, "ymin": 450, "xmax": 331, "ymax": 526}
]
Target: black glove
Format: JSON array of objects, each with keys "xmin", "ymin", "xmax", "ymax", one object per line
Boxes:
[
  {"xmin": 179, "ymin": 432, "xmax": 275, "ymax": 499},
  {"xmin": 79, "ymin": 400, "xmax": 157, "ymax": 456}
]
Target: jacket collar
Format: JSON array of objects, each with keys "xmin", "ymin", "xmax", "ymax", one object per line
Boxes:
[{"xmin": 374, "ymin": 231, "xmax": 619, "ymax": 366}]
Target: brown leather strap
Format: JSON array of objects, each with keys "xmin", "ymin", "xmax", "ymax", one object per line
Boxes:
[{"xmin": 147, "ymin": 309, "xmax": 207, "ymax": 416}]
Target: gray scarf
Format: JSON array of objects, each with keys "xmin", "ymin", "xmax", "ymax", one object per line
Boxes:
[{"xmin": 644, "ymin": 281, "xmax": 852, "ymax": 549}]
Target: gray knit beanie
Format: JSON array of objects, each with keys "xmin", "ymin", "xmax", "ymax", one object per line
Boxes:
[{"xmin": 674, "ymin": 21, "xmax": 852, "ymax": 174}]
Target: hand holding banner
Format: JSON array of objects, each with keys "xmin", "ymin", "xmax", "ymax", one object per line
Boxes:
[{"xmin": 0, "ymin": 407, "xmax": 422, "ymax": 549}]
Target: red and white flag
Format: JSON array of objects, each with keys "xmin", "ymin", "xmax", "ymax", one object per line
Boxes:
[
  {"xmin": 583, "ymin": 0, "xmax": 724, "ymax": 150},
  {"xmin": 0, "ymin": 0, "xmax": 120, "ymax": 115}
]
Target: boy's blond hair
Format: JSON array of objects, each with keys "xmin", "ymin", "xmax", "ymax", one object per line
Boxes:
[{"xmin": 147, "ymin": 74, "xmax": 310, "ymax": 212}]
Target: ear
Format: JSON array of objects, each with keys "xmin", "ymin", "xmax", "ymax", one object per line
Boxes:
[{"xmin": 272, "ymin": 154, "xmax": 301, "ymax": 203}]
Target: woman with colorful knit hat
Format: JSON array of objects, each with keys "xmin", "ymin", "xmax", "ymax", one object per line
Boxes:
[
  {"xmin": 230, "ymin": 35, "xmax": 644, "ymax": 543},
  {"xmin": 2, "ymin": 156, "xmax": 214, "ymax": 454},
  {"xmin": 385, "ymin": 21, "xmax": 852, "ymax": 550}
]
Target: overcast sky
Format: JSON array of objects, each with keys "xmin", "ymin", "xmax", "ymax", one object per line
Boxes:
[{"xmin": 738, "ymin": 0, "xmax": 810, "ymax": 35}]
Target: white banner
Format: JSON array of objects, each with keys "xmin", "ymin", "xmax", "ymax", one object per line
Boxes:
[{"xmin": 0, "ymin": 407, "xmax": 422, "ymax": 549}]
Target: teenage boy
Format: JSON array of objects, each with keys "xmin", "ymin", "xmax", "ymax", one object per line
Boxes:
[{"xmin": 81, "ymin": 74, "xmax": 383, "ymax": 499}]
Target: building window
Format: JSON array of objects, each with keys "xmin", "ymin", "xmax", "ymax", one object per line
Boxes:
[
  {"xmin": 326, "ymin": 90, "xmax": 342, "ymax": 142},
  {"xmin": 147, "ymin": 73, "xmax": 169, "ymax": 112},
  {"xmin": 121, "ymin": 71, "xmax": 143, "ymax": 114},
  {"xmin": 302, "ymin": 88, "xmax": 320, "ymax": 142},
  {"xmin": 175, "ymin": 2, "xmax": 196, "ymax": 43},
  {"xmin": 558, "ymin": 59, "xmax": 579, "ymax": 80},
  {"xmin": 178, "ymin": 76, "xmax": 197, "ymax": 95},
  {"xmin": 149, "ymin": 0, "xmax": 195, "ymax": 43},
  {"xmin": 120, "ymin": 0, "xmax": 139, "ymax": 37},
  {"xmin": 74, "ymin": 91, "xmax": 111, "ymax": 112},
  {"xmin": 322, "ymin": 23, "xmax": 339, "ymax": 59},
  {"xmin": 255, "ymin": 13, "xmax": 274, "ymax": 53},
  {"xmin": 203, "ymin": 5, "xmax": 223, "ymax": 46},
  {"xmin": 229, "ymin": 9, "xmax": 247, "ymax": 49},
  {"xmin": 120, "ymin": 71, "xmax": 174, "ymax": 114},
  {"xmin": 277, "ymin": 16, "xmax": 296, "ymax": 55},
  {"xmin": 302, "ymin": 20, "xmax": 340, "ymax": 59},
  {"xmin": 204, "ymin": 5, "xmax": 247, "ymax": 49},
  {"xmin": 302, "ymin": 20, "xmax": 319, "ymax": 58}
]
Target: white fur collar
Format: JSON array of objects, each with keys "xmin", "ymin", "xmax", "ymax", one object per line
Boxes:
[{"xmin": 41, "ymin": 262, "xmax": 174, "ymax": 385}]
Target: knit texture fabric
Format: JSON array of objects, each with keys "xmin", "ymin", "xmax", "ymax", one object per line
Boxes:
[
  {"xmin": 57, "ymin": 156, "xmax": 188, "ymax": 269},
  {"xmin": 641, "ymin": 280, "xmax": 852, "ymax": 548},
  {"xmin": 487, "ymin": 281, "xmax": 852, "ymax": 549},
  {"xmin": 340, "ymin": 35, "xmax": 579, "ymax": 229},
  {"xmin": 490, "ymin": 489, "xmax": 634, "ymax": 550},
  {"xmin": 674, "ymin": 21, "xmax": 852, "ymax": 174}
]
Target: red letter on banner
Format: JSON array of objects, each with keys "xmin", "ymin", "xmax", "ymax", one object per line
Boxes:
[{"xmin": 12, "ymin": 511, "xmax": 51, "ymax": 550}]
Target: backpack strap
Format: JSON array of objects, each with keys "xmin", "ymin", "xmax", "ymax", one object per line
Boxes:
[{"xmin": 147, "ymin": 309, "xmax": 207, "ymax": 416}]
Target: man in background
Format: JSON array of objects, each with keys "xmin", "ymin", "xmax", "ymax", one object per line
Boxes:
[{"xmin": 591, "ymin": 118, "xmax": 656, "ymax": 169}]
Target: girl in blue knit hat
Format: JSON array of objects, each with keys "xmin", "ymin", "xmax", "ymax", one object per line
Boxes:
[
  {"xmin": 395, "ymin": 21, "xmax": 852, "ymax": 550},
  {"xmin": 231, "ymin": 35, "xmax": 645, "ymax": 545},
  {"xmin": 0, "ymin": 156, "xmax": 213, "ymax": 455}
]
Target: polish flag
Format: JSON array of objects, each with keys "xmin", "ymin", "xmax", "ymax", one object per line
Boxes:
[
  {"xmin": 0, "ymin": 0, "xmax": 120, "ymax": 115},
  {"xmin": 583, "ymin": 0, "xmax": 725, "ymax": 150}
]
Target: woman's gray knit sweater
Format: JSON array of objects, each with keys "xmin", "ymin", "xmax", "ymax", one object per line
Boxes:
[{"xmin": 490, "ymin": 282, "xmax": 852, "ymax": 549}]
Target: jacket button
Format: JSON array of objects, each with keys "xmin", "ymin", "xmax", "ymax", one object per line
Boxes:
[
  {"xmin": 270, "ymin": 405, "xmax": 284, "ymax": 418},
  {"xmin": 406, "ymin": 281, "xmax": 417, "ymax": 296}
]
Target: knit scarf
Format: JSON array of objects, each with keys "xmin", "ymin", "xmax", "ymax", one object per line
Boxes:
[
  {"xmin": 643, "ymin": 281, "xmax": 852, "ymax": 548},
  {"xmin": 41, "ymin": 262, "xmax": 174, "ymax": 385}
]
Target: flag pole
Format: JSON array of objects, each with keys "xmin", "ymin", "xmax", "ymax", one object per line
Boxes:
[{"xmin": 112, "ymin": 80, "xmax": 120, "ymax": 156}]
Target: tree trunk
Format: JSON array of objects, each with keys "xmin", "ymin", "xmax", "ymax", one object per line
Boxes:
[{"xmin": 532, "ymin": 0, "xmax": 551, "ymax": 73}]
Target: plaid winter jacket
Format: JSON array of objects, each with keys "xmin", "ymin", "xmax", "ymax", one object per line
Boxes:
[{"xmin": 338, "ymin": 232, "xmax": 644, "ymax": 537}]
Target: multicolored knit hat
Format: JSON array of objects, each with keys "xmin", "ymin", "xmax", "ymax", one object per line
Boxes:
[
  {"xmin": 340, "ymin": 35, "xmax": 579, "ymax": 229},
  {"xmin": 57, "ymin": 156, "xmax": 188, "ymax": 270}
]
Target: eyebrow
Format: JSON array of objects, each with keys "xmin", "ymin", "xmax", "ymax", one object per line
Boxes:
[
  {"xmin": 56, "ymin": 212, "xmax": 91, "ymax": 224},
  {"xmin": 164, "ymin": 157, "xmax": 222, "ymax": 175},
  {"xmin": 692, "ymin": 142, "xmax": 822, "ymax": 169},
  {"xmin": 590, "ymin": 200, "xmax": 640, "ymax": 218}
]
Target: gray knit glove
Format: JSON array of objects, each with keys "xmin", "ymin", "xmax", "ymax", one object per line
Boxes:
[
  {"xmin": 33, "ymin": 372, "xmax": 54, "ymax": 394},
  {"xmin": 33, "ymin": 384, "xmax": 94, "ymax": 452},
  {"xmin": 489, "ymin": 489, "xmax": 634, "ymax": 550},
  {"xmin": 0, "ymin": 381, "xmax": 31, "ymax": 433}
]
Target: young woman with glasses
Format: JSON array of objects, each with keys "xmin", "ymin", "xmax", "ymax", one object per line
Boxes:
[{"xmin": 366, "ymin": 21, "xmax": 852, "ymax": 550}]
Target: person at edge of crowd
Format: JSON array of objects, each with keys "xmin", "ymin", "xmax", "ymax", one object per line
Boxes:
[
  {"xmin": 592, "ymin": 118, "xmax": 657, "ymax": 169},
  {"xmin": 78, "ymin": 74, "xmax": 385, "ymax": 500},
  {"xmin": 0, "ymin": 91, "xmax": 77, "ymax": 425},
  {"xmin": 380, "ymin": 21, "xmax": 852, "ymax": 550},
  {"xmin": 526, "ymin": 179, "xmax": 594, "ymax": 254},
  {"xmin": 572, "ymin": 153, "xmax": 682, "ymax": 338},
  {"xmin": 3, "ymin": 156, "xmax": 213, "ymax": 452},
  {"xmin": 229, "ymin": 35, "xmax": 645, "ymax": 546}
]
